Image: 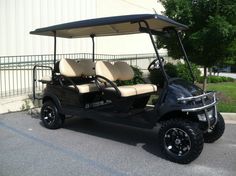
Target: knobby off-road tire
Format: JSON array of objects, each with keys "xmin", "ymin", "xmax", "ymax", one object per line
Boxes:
[
  {"xmin": 203, "ymin": 113, "xmax": 225, "ymax": 143},
  {"xmin": 41, "ymin": 101, "xmax": 65, "ymax": 129},
  {"xmin": 159, "ymin": 119, "xmax": 204, "ymax": 164}
]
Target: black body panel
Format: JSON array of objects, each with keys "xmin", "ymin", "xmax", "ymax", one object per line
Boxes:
[{"xmin": 42, "ymin": 83, "xmax": 157, "ymax": 129}]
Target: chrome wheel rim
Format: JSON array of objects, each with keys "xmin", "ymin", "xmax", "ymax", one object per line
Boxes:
[
  {"xmin": 164, "ymin": 128, "xmax": 191, "ymax": 157},
  {"xmin": 42, "ymin": 106, "xmax": 55, "ymax": 125}
]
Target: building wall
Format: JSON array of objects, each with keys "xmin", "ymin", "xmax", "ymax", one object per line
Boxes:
[
  {"xmin": 0, "ymin": 0, "xmax": 97, "ymax": 56},
  {"xmin": 0, "ymin": 0, "xmax": 165, "ymax": 57}
]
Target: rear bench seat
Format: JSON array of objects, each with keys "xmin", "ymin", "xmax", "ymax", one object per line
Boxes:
[
  {"xmin": 95, "ymin": 61, "xmax": 157, "ymax": 97},
  {"xmin": 59, "ymin": 58, "xmax": 98, "ymax": 93}
]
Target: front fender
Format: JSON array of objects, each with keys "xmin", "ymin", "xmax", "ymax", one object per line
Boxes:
[
  {"xmin": 154, "ymin": 78, "xmax": 203, "ymax": 122},
  {"xmin": 155, "ymin": 103, "xmax": 185, "ymax": 121}
]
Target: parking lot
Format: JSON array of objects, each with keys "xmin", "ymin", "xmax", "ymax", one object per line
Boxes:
[{"xmin": 0, "ymin": 112, "xmax": 236, "ymax": 176}]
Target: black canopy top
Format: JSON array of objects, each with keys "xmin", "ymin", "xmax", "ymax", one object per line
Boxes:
[{"xmin": 30, "ymin": 14, "xmax": 188, "ymax": 38}]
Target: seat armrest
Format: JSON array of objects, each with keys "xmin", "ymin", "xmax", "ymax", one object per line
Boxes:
[
  {"xmin": 95, "ymin": 75, "xmax": 121, "ymax": 97},
  {"xmin": 60, "ymin": 76, "xmax": 80, "ymax": 93}
]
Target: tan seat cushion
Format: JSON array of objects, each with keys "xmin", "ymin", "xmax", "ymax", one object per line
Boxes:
[
  {"xmin": 95, "ymin": 61, "xmax": 119, "ymax": 81},
  {"xmin": 79, "ymin": 60, "xmax": 95, "ymax": 76},
  {"xmin": 130, "ymin": 84, "xmax": 157, "ymax": 94},
  {"xmin": 105, "ymin": 86, "xmax": 137, "ymax": 97},
  {"xmin": 59, "ymin": 59, "xmax": 99, "ymax": 94},
  {"xmin": 59, "ymin": 58, "xmax": 83, "ymax": 77},
  {"xmin": 95, "ymin": 61, "xmax": 157, "ymax": 97},
  {"xmin": 114, "ymin": 62, "xmax": 134, "ymax": 81},
  {"xmin": 69, "ymin": 83, "xmax": 99, "ymax": 93},
  {"xmin": 105, "ymin": 84, "xmax": 157, "ymax": 97}
]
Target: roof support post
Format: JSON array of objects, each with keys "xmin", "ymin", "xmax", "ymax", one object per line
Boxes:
[
  {"xmin": 53, "ymin": 31, "xmax": 57, "ymax": 68},
  {"xmin": 140, "ymin": 21, "xmax": 169, "ymax": 83},
  {"xmin": 90, "ymin": 34, "xmax": 95, "ymax": 62},
  {"xmin": 174, "ymin": 30, "xmax": 195, "ymax": 83}
]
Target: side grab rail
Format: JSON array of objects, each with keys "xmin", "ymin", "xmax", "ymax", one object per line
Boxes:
[{"xmin": 33, "ymin": 65, "xmax": 53, "ymax": 100}]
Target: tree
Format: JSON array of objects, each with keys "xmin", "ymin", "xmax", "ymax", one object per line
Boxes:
[{"xmin": 159, "ymin": 0, "xmax": 236, "ymax": 90}]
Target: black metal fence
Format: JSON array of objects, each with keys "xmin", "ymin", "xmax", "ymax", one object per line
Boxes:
[{"xmin": 0, "ymin": 53, "xmax": 169, "ymax": 98}]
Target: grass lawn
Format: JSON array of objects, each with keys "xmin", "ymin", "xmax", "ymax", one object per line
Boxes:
[{"xmin": 206, "ymin": 82, "xmax": 236, "ymax": 112}]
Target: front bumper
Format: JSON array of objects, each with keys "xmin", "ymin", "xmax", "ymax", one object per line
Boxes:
[{"xmin": 177, "ymin": 92, "xmax": 218, "ymax": 130}]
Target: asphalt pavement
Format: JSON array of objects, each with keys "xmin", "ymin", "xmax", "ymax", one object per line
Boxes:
[{"xmin": 0, "ymin": 112, "xmax": 236, "ymax": 176}]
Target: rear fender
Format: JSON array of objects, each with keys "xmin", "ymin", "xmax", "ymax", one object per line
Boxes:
[{"xmin": 42, "ymin": 93, "xmax": 63, "ymax": 113}]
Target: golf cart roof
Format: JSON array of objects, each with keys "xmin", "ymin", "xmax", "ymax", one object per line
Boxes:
[{"xmin": 30, "ymin": 14, "xmax": 188, "ymax": 38}]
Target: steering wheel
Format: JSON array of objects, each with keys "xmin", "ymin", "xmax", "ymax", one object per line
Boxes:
[{"xmin": 148, "ymin": 57, "xmax": 164, "ymax": 71}]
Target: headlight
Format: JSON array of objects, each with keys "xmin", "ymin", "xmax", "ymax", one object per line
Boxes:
[
  {"xmin": 208, "ymin": 110, "xmax": 213, "ymax": 119},
  {"xmin": 197, "ymin": 109, "xmax": 214, "ymax": 121},
  {"xmin": 198, "ymin": 113, "xmax": 206, "ymax": 121}
]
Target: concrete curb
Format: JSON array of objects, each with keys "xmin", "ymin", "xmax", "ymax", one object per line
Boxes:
[
  {"xmin": 221, "ymin": 113, "xmax": 236, "ymax": 120},
  {"xmin": 221, "ymin": 113, "xmax": 236, "ymax": 124},
  {"xmin": 0, "ymin": 96, "xmax": 34, "ymax": 114}
]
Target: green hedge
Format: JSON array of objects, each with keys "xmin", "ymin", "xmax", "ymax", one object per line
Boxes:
[
  {"xmin": 198, "ymin": 76, "xmax": 235, "ymax": 83},
  {"xmin": 176, "ymin": 63, "xmax": 201, "ymax": 82}
]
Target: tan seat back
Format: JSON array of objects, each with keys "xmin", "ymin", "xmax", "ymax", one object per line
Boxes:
[
  {"xmin": 95, "ymin": 61, "xmax": 119, "ymax": 81},
  {"xmin": 59, "ymin": 58, "xmax": 83, "ymax": 77},
  {"xmin": 79, "ymin": 60, "xmax": 95, "ymax": 76},
  {"xmin": 114, "ymin": 62, "xmax": 134, "ymax": 81}
]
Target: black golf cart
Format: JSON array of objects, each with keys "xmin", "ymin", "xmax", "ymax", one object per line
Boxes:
[{"xmin": 31, "ymin": 14, "xmax": 225, "ymax": 164}]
